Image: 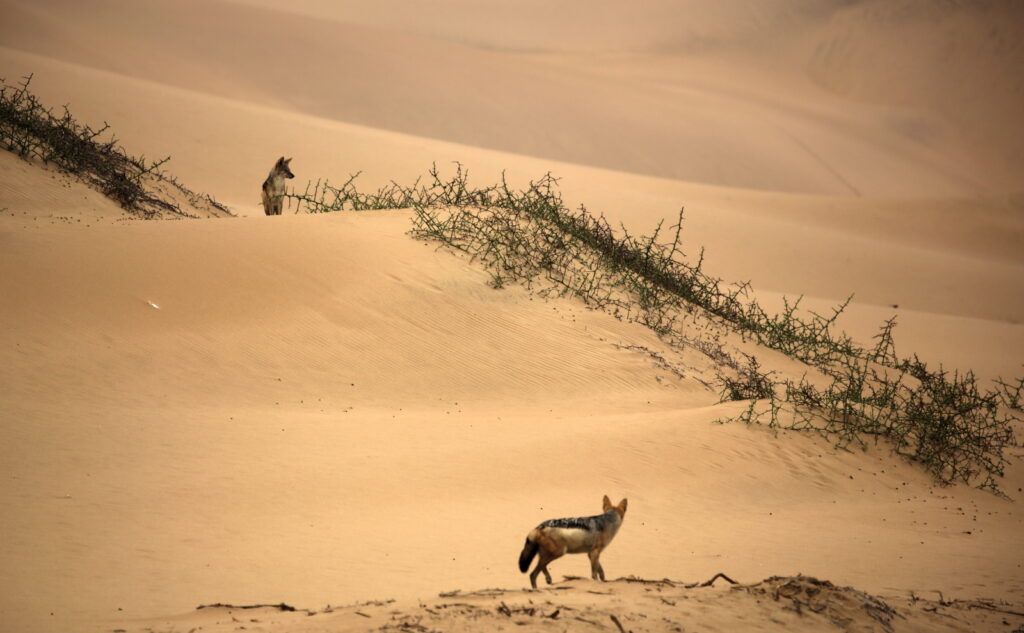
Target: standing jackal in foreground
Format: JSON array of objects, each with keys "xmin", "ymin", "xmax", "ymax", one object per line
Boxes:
[
  {"xmin": 518, "ymin": 495, "xmax": 628, "ymax": 588},
  {"xmin": 261, "ymin": 156, "xmax": 294, "ymax": 215}
]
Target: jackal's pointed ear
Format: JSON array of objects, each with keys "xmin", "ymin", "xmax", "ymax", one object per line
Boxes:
[
  {"xmin": 603, "ymin": 495, "xmax": 612, "ymax": 512},
  {"xmin": 284, "ymin": 157, "xmax": 292, "ymax": 164},
  {"xmin": 617, "ymin": 498, "xmax": 628, "ymax": 516}
]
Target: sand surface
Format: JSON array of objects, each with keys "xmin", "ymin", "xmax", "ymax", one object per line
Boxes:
[{"xmin": 1, "ymin": 1, "xmax": 1022, "ymax": 632}]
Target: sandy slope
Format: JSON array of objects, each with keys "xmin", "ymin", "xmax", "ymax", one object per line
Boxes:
[
  {"xmin": 2, "ymin": 211, "xmax": 1022, "ymax": 633},
  {"xmin": 1, "ymin": 1, "xmax": 1023, "ymax": 633},
  {"xmin": 804, "ymin": 0, "xmax": 1024, "ymax": 185}
]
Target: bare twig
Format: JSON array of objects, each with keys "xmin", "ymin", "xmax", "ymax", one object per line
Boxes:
[
  {"xmin": 195, "ymin": 602, "xmax": 313, "ymax": 615},
  {"xmin": 610, "ymin": 613, "xmax": 628, "ymax": 633}
]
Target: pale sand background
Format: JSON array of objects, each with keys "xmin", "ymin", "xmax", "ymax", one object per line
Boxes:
[{"xmin": 0, "ymin": 1, "xmax": 1022, "ymax": 632}]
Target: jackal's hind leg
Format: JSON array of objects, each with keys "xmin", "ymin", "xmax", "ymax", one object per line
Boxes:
[
  {"xmin": 529, "ymin": 549, "xmax": 558, "ymax": 589},
  {"xmin": 588, "ymin": 549, "xmax": 606, "ymax": 581},
  {"xmin": 528, "ymin": 563, "xmax": 541, "ymax": 589}
]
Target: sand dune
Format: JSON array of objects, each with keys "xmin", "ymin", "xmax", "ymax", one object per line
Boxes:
[
  {"xmin": 1, "ymin": 0, "xmax": 1017, "ymax": 194},
  {"xmin": 805, "ymin": 0, "xmax": 1024, "ymax": 186},
  {"xmin": 229, "ymin": 0, "xmax": 838, "ymax": 54},
  {"xmin": 2, "ymin": 46, "xmax": 1020, "ymax": 379},
  {"xmin": 1, "ymin": 1, "xmax": 1022, "ymax": 632}
]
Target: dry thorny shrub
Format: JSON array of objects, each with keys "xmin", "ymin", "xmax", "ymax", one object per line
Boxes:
[
  {"xmin": 287, "ymin": 163, "xmax": 1019, "ymax": 493},
  {"xmin": 0, "ymin": 74, "xmax": 229, "ymax": 218}
]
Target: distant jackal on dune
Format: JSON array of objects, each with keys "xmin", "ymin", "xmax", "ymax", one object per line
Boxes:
[
  {"xmin": 261, "ymin": 156, "xmax": 294, "ymax": 215},
  {"xmin": 519, "ymin": 495, "xmax": 628, "ymax": 589}
]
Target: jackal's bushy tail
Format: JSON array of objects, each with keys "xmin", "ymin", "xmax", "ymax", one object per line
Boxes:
[{"xmin": 518, "ymin": 535, "xmax": 539, "ymax": 573}]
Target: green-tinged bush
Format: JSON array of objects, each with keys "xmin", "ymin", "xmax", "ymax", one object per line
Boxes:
[{"xmin": 288, "ymin": 163, "xmax": 1018, "ymax": 493}]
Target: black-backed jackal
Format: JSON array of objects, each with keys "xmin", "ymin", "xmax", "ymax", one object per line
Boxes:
[
  {"xmin": 261, "ymin": 156, "xmax": 294, "ymax": 215},
  {"xmin": 518, "ymin": 495, "xmax": 628, "ymax": 588}
]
